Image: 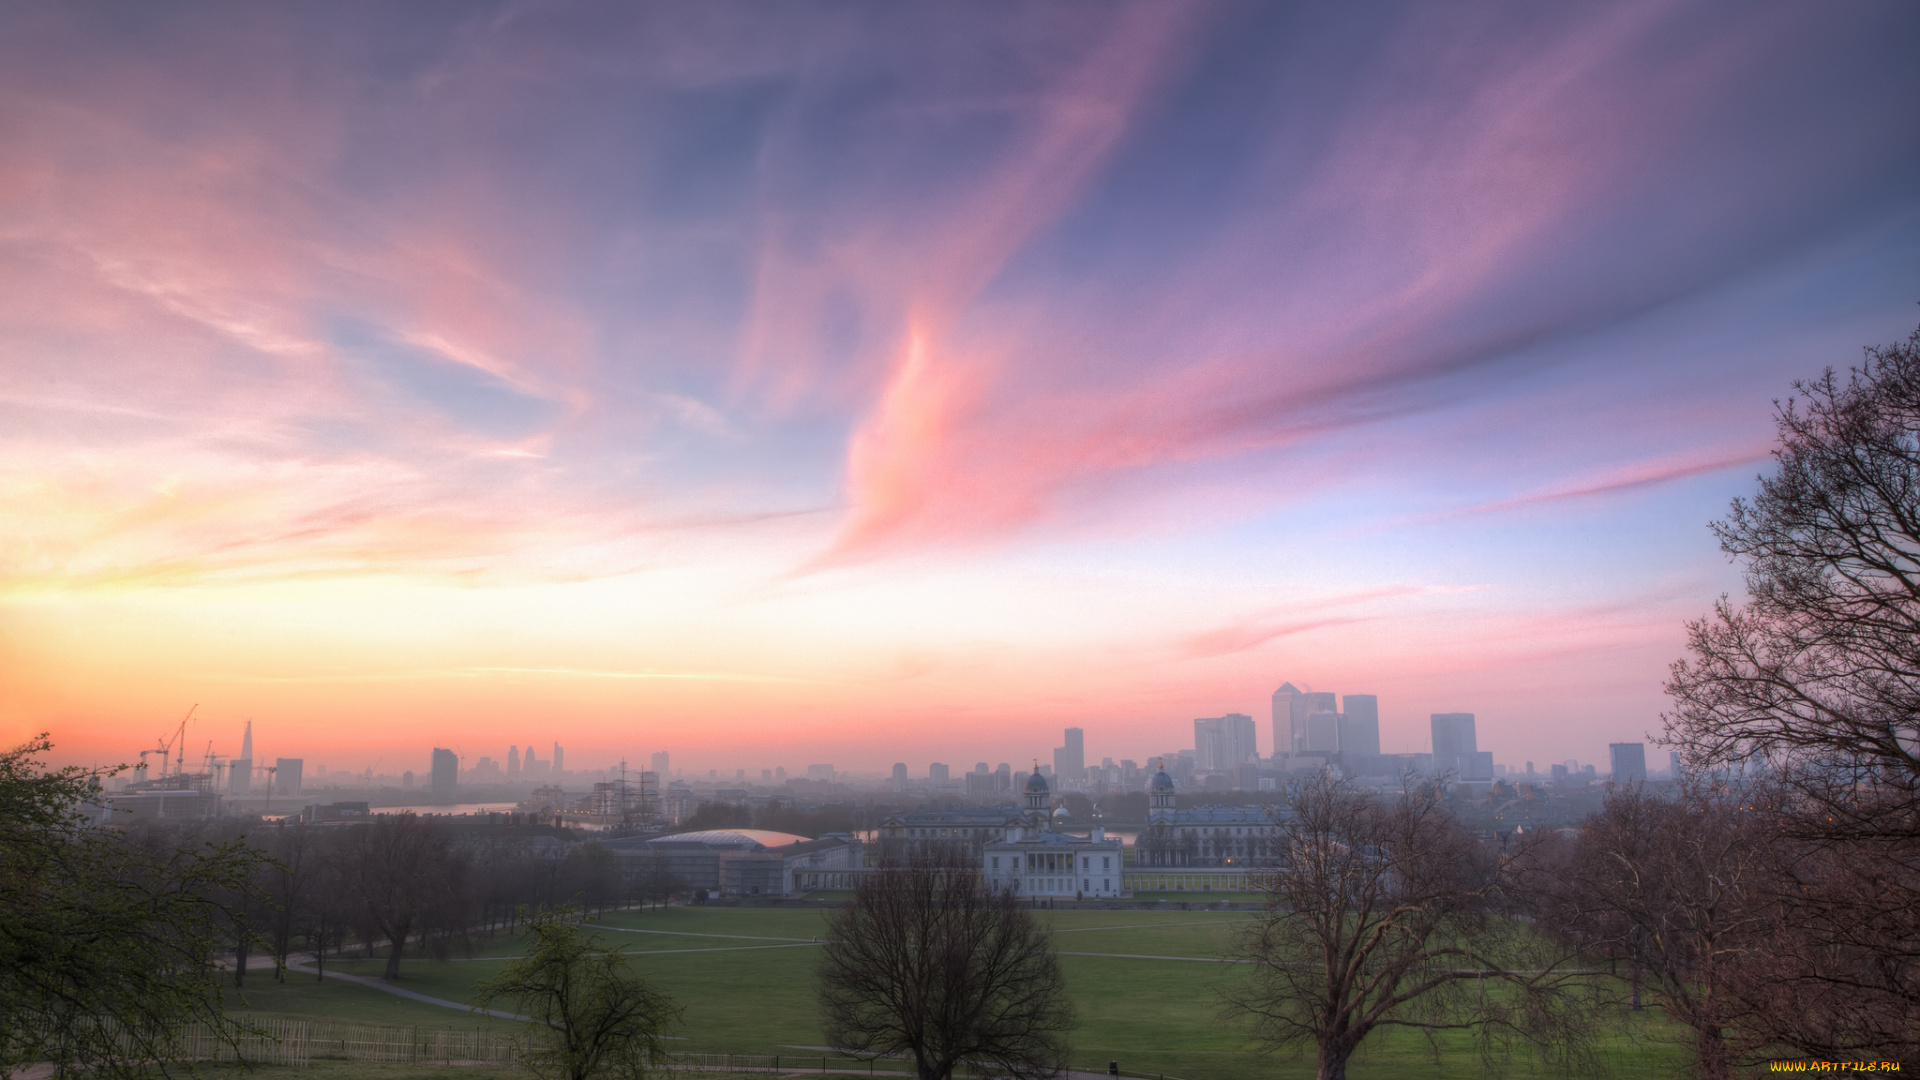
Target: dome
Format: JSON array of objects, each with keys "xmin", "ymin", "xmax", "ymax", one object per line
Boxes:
[
  {"xmin": 1026, "ymin": 771, "xmax": 1050, "ymax": 793},
  {"xmin": 1051, "ymin": 804, "xmax": 1072, "ymax": 821},
  {"xmin": 1150, "ymin": 769, "xmax": 1175, "ymax": 793}
]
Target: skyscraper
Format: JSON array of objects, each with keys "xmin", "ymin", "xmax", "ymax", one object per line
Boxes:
[
  {"xmin": 430, "ymin": 748, "xmax": 458, "ymax": 793},
  {"xmin": 1272, "ymin": 682, "xmax": 1300, "ymax": 755},
  {"xmin": 275, "ymin": 758, "xmax": 303, "ymax": 796},
  {"xmin": 1430, "ymin": 713, "xmax": 1479, "ymax": 778},
  {"xmin": 651, "ymin": 750, "xmax": 669, "ymax": 777},
  {"xmin": 1053, "ymin": 727, "xmax": 1085, "ymax": 780},
  {"xmin": 507, "ymin": 745, "xmax": 521, "ymax": 781},
  {"xmin": 1194, "ymin": 714, "xmax": 1257, "ymax": 770},
  {"xmin": 1610, "ymin": 743, "xmax": 1648, "ymax": 783},
  {"xmin": 891, "ymin": 763, "xmax": 908, "ymax": 787},
  {"xmin": 1303, "ymin": 711, "xmax": 1341, "ymax": 752},
  {"xmin": 1276, "ymin": 686, "xmax": 1337, "ymax": 755},
  {"xmin": 1430, "ymin": 713, "xmax": 1477, "ymax": 755},
  {"xmin": 552, "ymin": 742, "xmax": 565, "ymax": 774},
  {"xmin": 1339, "ymin": 694, "xmax": 1381, "ymax": 758},
  {"xmin": 230, "ymin": 720, "xmax": 253, "ymax": 793},
  {"xmin": 929, "ymin": 762, "xmax": 949, "ymax": 783}
]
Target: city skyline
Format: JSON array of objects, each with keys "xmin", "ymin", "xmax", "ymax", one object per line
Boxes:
[{"xmin": 5, "ymin": 5, "xmax": 1919, "ymax": 772}]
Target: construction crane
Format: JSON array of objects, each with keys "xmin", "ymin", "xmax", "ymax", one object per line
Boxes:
[{"xmin": 152, "ymin": 704, "xmax": 196, "ymax": 778}]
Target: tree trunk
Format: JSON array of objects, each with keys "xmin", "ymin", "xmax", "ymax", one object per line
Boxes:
[
  {"xmin": 384, "ymin": 918, "xmax": 412, "ymax": 980},
  {"xmin": 1316, "ymin": 1043, "xmax": 1349, "ymax": 1080},
  {"xmin": 233, "ymin": 932, "xmax": 249, "ymax": 988},
  {"xmin": 1695, "ymin": 1025, "xmax": 1731, "ymax": 1080}
]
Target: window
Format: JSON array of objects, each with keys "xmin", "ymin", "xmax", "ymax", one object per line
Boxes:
[
  {"xmin": 1102, "ymin": 856, "xmax": 1110, "ymax": 869},
  {"xmin": 991, "ymin": 857, "xmax": 999, "ymax": 869},
  {"xmin": 1104, "ymin": 878, "xmax": 1110, "ymax": 890}
]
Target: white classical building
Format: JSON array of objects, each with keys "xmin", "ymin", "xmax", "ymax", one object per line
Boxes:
[{"xmin": 982, "ymin": 771, "xmax": 1128, "ymax": 899}]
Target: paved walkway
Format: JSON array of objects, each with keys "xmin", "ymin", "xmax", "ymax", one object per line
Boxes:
[{"xmin": 283, "ymin": 962, "xmax": 532, "ymax": 1021}]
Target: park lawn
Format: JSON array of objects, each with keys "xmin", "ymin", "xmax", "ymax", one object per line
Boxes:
[
  {"xmin": 239, "ymin": 907, "xmax": 1692, "ymax": 1080},
  {"xmin": 224, "ymin": 974, "xmax": 502, "ymax": 1028}
]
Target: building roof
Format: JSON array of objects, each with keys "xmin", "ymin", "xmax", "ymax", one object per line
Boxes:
[
  {"xmin": 988, "ymin": 830, "xmax": 1118, "ymax": 847},
  {"xmin": 1150, "ymin": 768, "xmax": 1175, "ymax": 792},
  {"xmin": 880, "ymin": 807, "xmax": 1025, "ymax": 826},
  {"xmin": 645, "ymin": 828, "xmax": 812, "ymax": 850},
  {"xmin": 1151, "ymin": 806, "xmax": 1284, "ymax": 824},
  {"xmin": 1026, "ymin": 771, "xmax": 1050, "ymax": 793}
]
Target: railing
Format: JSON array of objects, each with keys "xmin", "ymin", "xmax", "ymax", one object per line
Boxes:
[{"xmin": 57, "ymin": 1020, "xmax": 1211, "ymax": 1077}]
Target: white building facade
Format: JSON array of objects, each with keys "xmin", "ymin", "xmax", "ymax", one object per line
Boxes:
[{"xmin": 982, "ymin": 772, "xmax": 1127, "ymax": 899}]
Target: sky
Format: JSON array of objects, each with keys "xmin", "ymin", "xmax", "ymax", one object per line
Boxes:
[{"xmin": 3, "ymin": 1, "xmax": 1919, "ymax": 778}]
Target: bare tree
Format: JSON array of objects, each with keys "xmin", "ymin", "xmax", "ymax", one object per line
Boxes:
[
  {"xmin": 1517, "ymin": 785, "xmax": 1772, "ymax": 1078},
  {"xmin": 818, "ymin": 857, "xmax": 1074, "ymax": 1080},
  {"xmin": 1665, "ymin": 325, "xmax": 1920, "ymax": 1060},
  {"xmin": 338, "ymin": 813, "xmax": 474, "ymax": 980},
  {"xmin": 1224, "ymin": 771, "xmax": 1596, "ymax": 1080}
]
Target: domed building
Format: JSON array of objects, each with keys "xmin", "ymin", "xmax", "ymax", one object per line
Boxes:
[
  {"xmin": 601, "ymin": 827, "xmax": 862, "ymax": 898},
  {"xmin": 981, "ymin": 768, "xmax": 1128, "ymax": 900},
  {"xmin": 1136, "ymin": 762, "xmax": 1284, "ymax": 869}
]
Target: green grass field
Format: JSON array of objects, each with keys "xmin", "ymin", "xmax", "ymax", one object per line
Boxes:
[{"xmin": 231, "ymin": 907, "xmax": 1688, "ymax": 1079}]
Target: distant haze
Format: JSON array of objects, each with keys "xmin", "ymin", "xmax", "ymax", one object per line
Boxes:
[{"xmin": 4, "ymin": 3, "xmax": 1919, "ymax": 773}]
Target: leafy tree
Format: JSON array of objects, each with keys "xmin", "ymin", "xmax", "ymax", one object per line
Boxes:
[
  {"xmin": 818, "ymin": 857, "xmax": 1073, "ymax": 1080},
  {"xmin": 0, "ymin": 735, "xmax": 265, "ymax": 1077},
  {"xmin": 475, "ymin": 908, "xmax": 681, "ymax": 1080},
  {"xmin": 1223, "ymin": 771, "xmax": 1596, "ymax": 1080},
  {"xmin": 1665, "ymin": 325, "xmax": 1920, "ymax": 1060}
]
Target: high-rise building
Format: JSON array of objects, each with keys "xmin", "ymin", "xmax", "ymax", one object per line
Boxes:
[
  {"xmin": 274, "ymin": 758, "xmax": 303, "ymax": 797},
  {"xmin": 1431, "ymin": 713, "xmax": 1477, "ymax": 755},
  {"xmin": 1271, "ymin": 682, "xmax": 1299, "ymax": 755},
  {"xmin": 651, "ymin": 751, "xmax": 670, "ymax": 777},
  {"xmin": 891, "ymin": 762, "xmax": 908, "ymax": 786},
  {"xmin": 1339, "ymin": 695, "xmax": 1381, "ymax": 758},
  {"xmin": 1193, "ymin": 714, "xmax": 1257, "ymax": 770},
  {"xmin": 1431, "ymin": 713, "xmax": 1477, "ymax": 778},
  {"xmin": 231, "ymin": 720, "xmax": 254, "ymax": 794},
  {"xmin": 1053, "ymin": 728, "xmax": 1085, "ymax": 780},
  {"xmin": 553, "ymin": 742, "xmax": 565, "ymax": 774},
  {"xmin": 995, "ymin": 762, "xmax": 1012, "ymax": 792},
  {"xmin": 974, "ymin": 762, "xmax": 989, "ymax": 775},
  {"xmin": 507, "ymin": 745, "xmax": 521, "ymax": 781},
  {"xmin": 1610, "ymin": 743, "xmax": 1648, "ymax": 783},
  {"xmin": 430, "ymin": 748, "xmax": 458, "ymax": 793},
  {"xmin": 930, "ymin": 763, "xmax": 949, "ymax": 783},
  {"xmin": 1669, "ymin": 750, "xmax": 1684, "ymax": 778},
  {"xmin": 1303, "ymin": 712, "xmax": 1341, "ymax": 753}
]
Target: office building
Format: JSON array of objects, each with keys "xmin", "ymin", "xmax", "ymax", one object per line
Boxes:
[
  {"xmin": 891, "ymin": 763, "xmax": 908, "ymax": 787},
  {"xmin": 1431, "ymin": 713, "xmax": 1483, "ymax": 780},
  {"xmin": 1669, "ymin": 750, "xmax": 1684, "ymax": 778},
  {"xmin": 553, "ymin": 743, "xmax": 565, "ymax": 774},
  {"xmin": 930, "ymin": 762, "xmax": 950, "ymax": 783},
  {"xmin": 1275, "ymin": 685, "xmax": 1338, "ymax": 755},
  {"xmin": 1302, "ymin": 712, "xmax": 1341, "ymax": 753},
  {"xmin": 1194, "ymin": 714, "xmax": 1257, "ymax": 770},
  {"xmin": 652, "ymin": 751, "xmax": 670, "ymax": 777},
  {"xmin": 507, "ymin": 745, "xmax": 521, "ymax": 781},
  {"xmin": 1053, "ymin": 727, "xmax": 1085, "ymax": 781},
  {"xmin": 430, "ymin": 748, "xmax": 458, "ymax": 793},
  {"xmin": 274, "ymin": 758, "xmax": 303, "ymax": 797},
  {"xmin": 230, "ymin": 720, "xmax": 253, "ymax": 794},
  {"xmin": 1610, "ymin": 743, "xmax": 1648, "ymax": 784},
  {"xmin": 1339, "ymin": 695, "xmax": 1381, "ymax": 757},
  {"xmin": 1271, "ymin": 683, "xmax": 1300, "ymax": 756}
]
